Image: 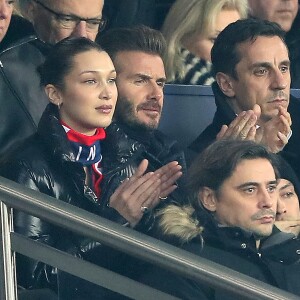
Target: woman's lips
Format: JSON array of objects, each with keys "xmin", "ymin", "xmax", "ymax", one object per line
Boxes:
[{"xmin": 96, "ymin": 105, "xmax": 112, "ymax": 114}]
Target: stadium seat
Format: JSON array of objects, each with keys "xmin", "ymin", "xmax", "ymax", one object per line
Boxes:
[{"xmin": 159, "ymin": 84, "xmax": 216, "ymax": 150}]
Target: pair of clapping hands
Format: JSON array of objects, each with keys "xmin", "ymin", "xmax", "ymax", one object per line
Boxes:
[
  {"xmin": 217, "ymin": 104, "xmax": 292, "ymax": 153},
  {"xmin": 109, "ymin": 159, "xmax": 182, "ymax": 227}
]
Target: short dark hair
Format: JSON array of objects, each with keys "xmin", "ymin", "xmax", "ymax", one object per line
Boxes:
[
  {"xmin": 37, "ymin": 37, "xmax": 104, "ymax": 88},
  {"xmin": 97, "ymin": 25, "xmax": 166, "ymax": 61},
  {"xmin": 187, "ymin": 140, "xmax": 278, "ymax": 207},
  {"xmin": 211, "ymin": 18, "xmax": 287, "ymax": 79}
]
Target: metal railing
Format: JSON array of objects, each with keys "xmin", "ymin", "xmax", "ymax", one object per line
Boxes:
[{"xmin": 0, "ymin": 176, "xmax": 299, "ymax": 300}]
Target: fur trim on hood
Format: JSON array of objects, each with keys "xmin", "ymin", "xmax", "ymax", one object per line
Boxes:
[{"xmin": 156, "ymin": 204, "xmax": 204, "ymax": 244}]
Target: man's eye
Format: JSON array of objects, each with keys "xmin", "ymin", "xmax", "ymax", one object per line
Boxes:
[
  {"xmin": 280, "ymin": 66, "xmax": 289, "ymax": 73},
  {"xmin": 282, "ymin": 191, "xmax": 295, "ymax": 198},
  {"xmin": 59, "ymin": 16, "xmax": 74, "ymax": 23},
  {"xmin": 88, "ymin": 19, "xmax": 102, "ymax": 25},
  {"xmin": 135, "ymin": 79, "xmax": 146, "ymax": 84},
  {"xmin": 254, "ymin": 68, "xmax": 267, "ymax": 76},
  {"xmin": 243, "ymin": 187, "xmax": 255, "ymax": 194},
  {"xmin": 268, "ymin": 185, "xmax": 277, "ymax": 193},
  {"xmin": 157, "ymin": 81, "xmax": 165, "ymax": 88}
]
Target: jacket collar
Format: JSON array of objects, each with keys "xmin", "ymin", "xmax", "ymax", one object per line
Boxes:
[
  {"xmin": 197, "ymin": 209, "xmax": 299, "ymax": 263},
  {"xmin": 102, "ymin": 121, "xmax": 145, "ymax": 165},
  {"xmin": 37, "ymin": 103, "xmax": 78, "ymax": 164},
  {"xmin": 37, "ymin": 103, "xmax": 100, "ymax": 205},
  {"xmin": 199, "ymin": 211, "xmax": 258, "ymax": 251},
  {"xmin": 212, "ymin": 81, "xmax": 237, "ymax": 126},
  {"xmin": 113, "ymin": 120, "xmax": 155, "ymax": 145}
]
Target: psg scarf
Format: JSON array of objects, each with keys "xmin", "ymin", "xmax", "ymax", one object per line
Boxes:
[{"xmin": 61, "ymin": 121, "xmax": 106, "ymax": 198}]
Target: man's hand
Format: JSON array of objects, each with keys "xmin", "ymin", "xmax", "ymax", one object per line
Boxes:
[
  {"xmin": 216, "ymin": 110, "xmax": 257, "ymax": 141},
  {"xmin": 109, "ymin": 159, "xmax": 182, "ymax": 227},
  {"xmin": 256, "ymin": 106, "xmax": 292, "ymax": 153},
  {"xmin": 154, "ymin": 161, "xmax": 182, "ymax": 198},
  {"xmin": 216, "ymin": 104, "xmax": 292, "ymax": 153}
]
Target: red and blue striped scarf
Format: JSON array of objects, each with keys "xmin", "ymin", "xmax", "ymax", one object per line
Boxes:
[{"xmin": 61, "ymin": 121, "xmax": 105, "ymax": 198}]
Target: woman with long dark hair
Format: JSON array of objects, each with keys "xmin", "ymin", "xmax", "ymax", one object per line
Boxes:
[{"xmin": 0, "ymin": 37, "xmax": 163, "ymax": 291}]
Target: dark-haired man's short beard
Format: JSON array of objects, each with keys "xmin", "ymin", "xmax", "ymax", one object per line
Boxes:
[{"xmin": 114, "ymin": 97, "xmax": 160, "ymax": 131}]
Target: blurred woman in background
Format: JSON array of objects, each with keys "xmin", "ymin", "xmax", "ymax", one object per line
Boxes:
[{"xmin": 162, "ymin": 0, "xmax": 247, "ymax": 85}]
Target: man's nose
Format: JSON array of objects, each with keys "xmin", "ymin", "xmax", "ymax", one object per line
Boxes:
[
  {"xmin": 276, "ymin": 197, "xmax": 287, "ymax": 218},
  {"xmin": 258, "ymin": 189, "xmax": 274, "ymax": 209},
  {"xmin": 147, "ymin": 82, "xmax": 163, "ymax": 101},
  {"xmin": 271, "ymin": 69, "xmax": 289, "ymax": 90},
  {"xmin": 72, "ymin": 21, "xmax": 88, "ymax": 38}
]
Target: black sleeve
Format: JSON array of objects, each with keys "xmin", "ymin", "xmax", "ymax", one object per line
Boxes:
[
  {"xmin": 1, "ymin": 160, "xmax": 58, "ymax": 291},
  {"xmin": 139, "ymin": 265, "xmax": 211, "ymax": 300}
]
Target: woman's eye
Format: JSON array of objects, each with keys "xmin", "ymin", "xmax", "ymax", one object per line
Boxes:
[
  {"xmin": 84, "ymin": 79, "xmax": 97, "ymax": 84},
  {"xmin": 108, "ymin": 78, "xmax": 116, "ymax": 84}
]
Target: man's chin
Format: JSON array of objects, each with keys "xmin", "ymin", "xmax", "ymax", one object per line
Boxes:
[
  {"xmin": 140, "ymin": 121, "xmax": 159, "ymax": 130},
  {"xmin": 260, "ymin": 109, "xmax": 280, "ymax": 124},
  {"xmin": 125, "ymin": 118, "xmax": 159, "ymax": 131},
  {"xmin": 254, "ymin": 227, "xmax": 273, "ymax": 239},
  {"xmin": 138, "ymin": 115, "xmax": 160, "ymax": 130}
]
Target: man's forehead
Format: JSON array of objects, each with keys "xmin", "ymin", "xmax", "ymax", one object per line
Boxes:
[
  {"xmin": 49, "ymin": 0, "xmax": 103, "ymax": 17},
  {"xmin": 115, "ymin": 51, "xmax": 163, "ymax": 63},
  {"xmin": 115, "ymin": 51, "xmax": 166, "ymax": 77},
  {"xmin": 229, "ymin": 158, "xmax": 276, "ymax": 183},
  {"xmin": 248, "ymin": 0, "xmax": 271, "ymax": 9},
  {"xmin": 278, "ymin": 180, "xmax": 293, "ymax": 190},
  {"xmin": 237, "ymin": 36, "xmax": 289, "ymax": 62}
]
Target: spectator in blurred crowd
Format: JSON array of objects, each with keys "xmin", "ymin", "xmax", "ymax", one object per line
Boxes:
[
  {"xmin": 162, "ymin": 0, "xmax": 247, "ymax": 85},
  {"xmin": 140, "ymin": 140, "xmax": 300, "ymax": 299},
  {"xmin": 19, "ymin": 0, "xmax": 105, "ymax": 45},
  {"xmin": 248, "ymin": 0, "xmax": 298, "ymax": 32}
]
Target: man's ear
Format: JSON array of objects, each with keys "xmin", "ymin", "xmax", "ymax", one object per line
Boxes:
[
  {"xmin": 198, "ymin": 187, "xmax": 217, "ymax": 212},
  {"xmin": 44, "ymin": 84, "xmax": 63, "ymax": 106},
  {"xmin": 216, "ymin": 72, "xmax": 235, "ymax": 98}
]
